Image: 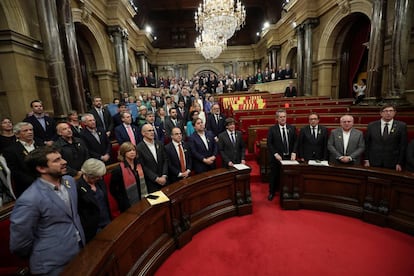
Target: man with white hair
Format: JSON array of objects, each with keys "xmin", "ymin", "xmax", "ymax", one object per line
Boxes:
[
  {"xmin": 327, "ymin": 115, "xmax": 365, "ymax": 165},
  {"xmin": 3, "ymin": 122, "xmax": 40, "ymax": 197}
]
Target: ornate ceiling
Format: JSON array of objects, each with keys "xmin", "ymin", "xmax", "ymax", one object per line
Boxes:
[{"xmin": 132, "ymin": 0, "xmax": 283, "ymax": 49}]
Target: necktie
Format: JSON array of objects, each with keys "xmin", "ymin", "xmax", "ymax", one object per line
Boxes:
[
  {"xmin": 98, "ymin": 109, "xmax": 105, "ymax": 130},
  {"xmin": 178, "ymin": 143, "xmax": 186, "ymax": 173},
  {"xmin": 216, "ymin": 115, "xmax": 219, "ymax": 125},
  {"xmin": 282, "ymin": 127, "xmax": 289, "ymax": 154},
  {"xmin": 153, "ymin": 124, "xmax": 158, "ymax": 140},
  {"xmin": 383, "ymin": 123, "xmax": 389, "ymax": 138},
  {"xmin": 231, "ymin": 132, "xmax": 236, "ymax": 144},
  {"xmin": 312, "ymin": 127, "xmax": 317, "ymax": 139},
  {"xmin": 126, "ymin": 125, "xmax": 136, "ymax": 145}
]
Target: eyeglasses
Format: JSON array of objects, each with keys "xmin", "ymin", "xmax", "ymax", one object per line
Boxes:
[
  {"xmin": 146, "ymin": 129, "xmax": 155, "ymax": 132},
  {"xmin": 172, "ymin": 133, "xmax": 182, "ymax": 135}
]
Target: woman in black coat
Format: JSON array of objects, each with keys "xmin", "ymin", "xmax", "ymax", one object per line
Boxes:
[{"xmin": 77, "ymin": 158, "xmax": 112, "ymax": 243}]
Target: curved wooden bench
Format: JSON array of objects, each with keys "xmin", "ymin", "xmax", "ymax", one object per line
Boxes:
[
  {"xmin": 280, "ymin": 164, "xmax": 414, "ymax": 235},
  {"xmin": 62, "ymin": 167, "xmax": 252, "ymax": 275}
]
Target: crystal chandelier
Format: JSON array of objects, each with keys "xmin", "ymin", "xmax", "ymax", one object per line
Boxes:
[
  {"xmin": 195, "ymin": 0, "xmax": 246, "ymax": 41},
  {"xmin": 195, "ymin": 31, "xmax": 227, "ymax": 61}
]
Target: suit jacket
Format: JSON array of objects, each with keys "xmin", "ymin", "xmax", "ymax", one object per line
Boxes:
[
  {"xmin": 406, "ymin": 139, "xmax": 414, "ymax": 172},
  {"xmin": 284, "ymin": 86, "xmax": 297, "ymax": 97},
  {"xmin": 89, "ymin": 107, "xmax": 114, "ymax": 133},
  {"xmin": 176, "ymin": 107, "xmax": 189, "ymax": 122},
  {"xmin": 9, "ymin": 176, "xmax": 85, "ymax": 275},
  {"xmin": 114, "ymin": 124, "xmax": 141, "ymax": 146},
  {"xmin": 327, "ymin": 128, "xmax": 365, "ymax": 165},
  {"xmin": 3, "ymin": 141, "xmax": 39, "ymax": 197},
  {"xmin": 267, "ymin": 124, "xmax": 297, "ymax": 163},
  {"xmin": 205, "ymin": 113, "xmax": 226, "ymax": 137},
  {"xmin": 218, "ymin": 130, "xmax": 245, "ymax": 167},
  {"xmin": 164, "ymin": 117, "xmax": 185, "ymax": 137},
  {"xmin": 79, "ymin": 127, "xmax": 111, "ymax": 161},
  {"xmin": 365, "ymin": 120, "xmax": 407, "ymax": 169},
  {"xmin": 165, "ymin": 141, "xmax": 192, "ymax": 183},
  {"xmin": 296, "ymin": 125, "xmax": 328, "ymax": 161},
  {"xmin": 188, "ymin": 131, "xmax": 218, "ymax": 173},
  {"xmin": 23, "ymin": 114, "xmax": 56, "ymax": 144},
  {"xmin": 137, "ymin": 140, "xmax": 169, "ymax": 193},
  {"xmin": 77, "ymin": 177, "xmax": 111, "ymax": 243}
]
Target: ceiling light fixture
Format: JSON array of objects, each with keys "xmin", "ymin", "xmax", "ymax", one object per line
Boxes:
[
  {"xmin": 194, "ymin": 31, "xmax": 227, "ymax": 61},
  {"xmin": 194, "ymin": 0, "xmax": 246, "ymax": 60}
]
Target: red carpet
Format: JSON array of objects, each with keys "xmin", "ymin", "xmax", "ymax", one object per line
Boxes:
[{"xmin": 156, "ymin": 161, "xmax": 414, "ymax": 276}]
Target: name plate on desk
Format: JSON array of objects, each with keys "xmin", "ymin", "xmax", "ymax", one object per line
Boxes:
[
  {"xmin": 280, "ymin": 160, "xmax": 300, "ymax": 165},
  {"xmin": 308, "ymin": 160, "xmax": 329, "ymax": 166}
]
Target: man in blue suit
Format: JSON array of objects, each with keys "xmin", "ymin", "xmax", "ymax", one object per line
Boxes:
[
  {"xmin": 188, "ymin": 118, "xmax": 218, "ymax": 173},
  {"xmin": 114, "ymin": 111, "xmax": 141, "ymax": 146},
  {"xmin": 9, "ymin": 146, "xmax": 85, "ymax": 275}
]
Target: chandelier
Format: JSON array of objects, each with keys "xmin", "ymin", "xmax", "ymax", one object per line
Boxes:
[
  {"xmin": 195, "ymin": 31, "xmax": 227, "ymax": 61},
  {"xmin": 195, "ymin": 0, "xmax": 246, "ymax": 41}
]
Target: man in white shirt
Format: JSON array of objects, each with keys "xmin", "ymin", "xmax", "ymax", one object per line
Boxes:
[
  {"xmin": 137, "ymin": 123, "xmax": 168, "ymax": 192},
  {"xmin": 327, "ymin": 115, "xmax": 365, "ymax": 165}
]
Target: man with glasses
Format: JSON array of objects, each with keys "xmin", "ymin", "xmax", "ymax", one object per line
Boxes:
[
  {"xmin": 165, "ymin": 127, "xmax": 192, "ymax": 183},
  {"xmin": 364, "ymin": 104, "xmax": 407, "ymax": 171},
  {"xmin": 296, "ymin": 113, "xmax": 328, "ymax": 161}
]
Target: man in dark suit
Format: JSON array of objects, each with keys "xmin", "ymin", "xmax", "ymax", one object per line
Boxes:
[
  {"xmin": 284, "ymin": 81, "xmax": 297, "ymax": 97},
  {"xmin": 178, "ymin": 86, "xmax": 192, "ymax": 112},
  {"xmin": 164, "ymin": 107, "xmax": 185, "ymax": 137},
  {"xmin": 218, "ymin": 118, "xmax": 246, "ymax": 168},
  {"xmin": 79, "ymin": 113, "xmax": 111, "ymax": 164},
  {"xmin": 3, "ymin": 122, "xmax": 40, "ymax": 197},
  {"xmin": 206, "ymin": 103, "xmax": 226, "ymax": 139},
  {"xmin": 283, "ymin": 63, "xmax": 293, "ymax": 79},
  {"xmin": 165, "ymin": 127, "xmax": 192, "ymax": 183},
  {"xmin": 188, "ymin": 118, "xmax": 218, "ymax": 173},
  {"xmin": 364, "ymin": 104, "xmax": 407, "ymax": 171},
  {"xmin": 89, "ymin": 96, "xmax": 114, "ymax": 137},
  {"xmin": 23, "ymin": 99, "xmax": 56, "ymax": 145},
  {"xmin": 176, "ymin": 100, "xmax": 188, "ymax": 122},
  {"xmin": 137, "ymin": 123, "xmax": 169, "ymax": 193},
  {"xmin": 114, "ymin": 112, "xmax": 141, "ymax": 146},
  {"xmin": 327, "ymin": 115, "xmax": 365, "ymax": 165},
  {"xmin": 9, "ymin": 146, "xmax": 85, "ymax": 275},
  {"xmin": 296, "ymin": 113, "xmax": 328, "ymax": 161},
  {"xmin": 267, "ymin": 109, "xmax": 297, "ymax": 201}
]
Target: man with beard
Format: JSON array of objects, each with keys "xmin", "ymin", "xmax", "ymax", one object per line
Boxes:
[{"xmin": 9, "ymin": 146, "xmax": 85, "ymax": 275}]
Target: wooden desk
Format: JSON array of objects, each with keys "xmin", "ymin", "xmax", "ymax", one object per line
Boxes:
[
  {"xmin": 280, "ymin": 163, "xmax": 414, "ymax": 235},
  {"xmin": 62, "ymin": 167, "xmax": 251, "ymax": 275}
]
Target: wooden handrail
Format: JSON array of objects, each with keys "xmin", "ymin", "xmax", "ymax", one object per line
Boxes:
[
  {"xmin": 279, "ymin": 163, "xmax": 414, "ymax": 235},
  {"xmin": 62, "ymin": 167, "xmax": 252, "ymax": 275}
]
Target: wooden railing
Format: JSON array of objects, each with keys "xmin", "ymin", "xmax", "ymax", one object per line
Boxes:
[
  {"xmin": 279, "ymin": 163, "xmax": 414, "ymax": 235},
  {"xmin": 62, "ymin": 167, "xmax": 252, "ymax": 275}
]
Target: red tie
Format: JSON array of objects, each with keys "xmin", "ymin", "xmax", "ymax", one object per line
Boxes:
[
  {"xmin": 178, "ymin": 143, "xmax": 186, "ymax": 173},
  {"xmin": 126, "ymin": 125, "xmax": 136, "ymax": 145}
]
